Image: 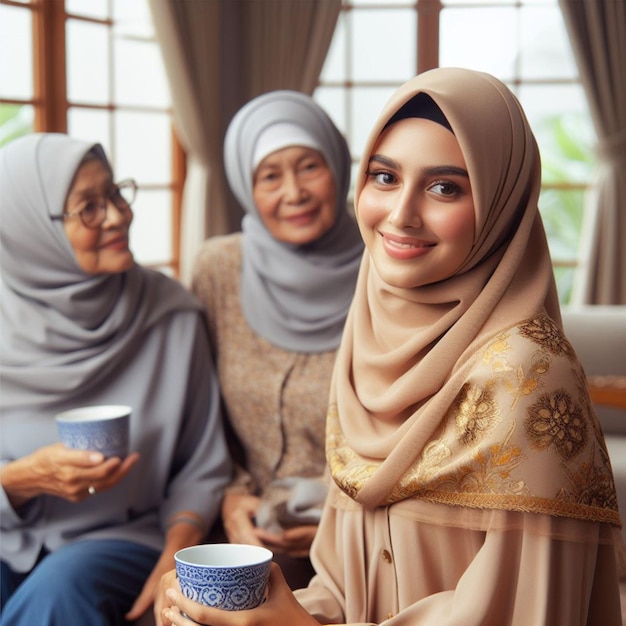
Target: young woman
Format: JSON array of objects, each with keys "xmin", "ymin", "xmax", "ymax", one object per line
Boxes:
[
  {"xmin": 191, "ymin": 90, "xmax": 363, "ymax": 590},
  {"xmin": 0, "ymin": 133, "xmax": 232, "ymax": 625},
  {"xmin": 157, "ymin": 68, "xmax": 622, "ymax": 626}
]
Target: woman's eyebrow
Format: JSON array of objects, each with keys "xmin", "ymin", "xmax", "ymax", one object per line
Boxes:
[
  {"xmin": 368, "ymin": 154, "xmax": 399, "ymax": 169},
  {"xmin": 368, "ymin": 156, "xmax": 468, "ymax": 180},
  {"xmin": 425, "ymin": 165, "xmax": 469, "ymax": 178}
]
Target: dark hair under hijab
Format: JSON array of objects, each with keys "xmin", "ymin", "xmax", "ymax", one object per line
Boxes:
[{"xmin": 384, "ymin": 92, "xmax": 454, "ymax": 133}]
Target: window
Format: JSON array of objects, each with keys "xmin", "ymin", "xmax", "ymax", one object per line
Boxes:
[
  {"xmin": 0, "ymin": 0, "xmax": 181, "ymax": 275},
  {"xmin": 316, "ymin": 0, "xmax": 594, "ymax": 303}
]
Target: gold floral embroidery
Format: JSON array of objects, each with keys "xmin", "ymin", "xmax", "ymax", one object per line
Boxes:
[
  {"xmin": 454, "ymin": 383, "xmax": 499, "ymax": 446},
  {"xmin": 525, "ymin": 389, "xmax": 587, "ymax": 460},
  {"xmin": 432, "ymin": 423, "xmax": 527, "ymax": 496},
  {"xmin": 518, "ymin": 315, "xmax": 576, "ymax": 359},
  {"xmin": 326, "ymin": 403, "xmax": 380, "ymax": 499},
  {"xmin": 326, "ymin": 318, "xmax": 619, "ymax": 525},
  {"xmin": 502, "ymin": 353, "xmax": 551, "ymax": 409},
  {"xmin": 482, "ymin": 332, "xmax": 512, "ymax": 368},
  {"xmin": 560, "ymin": 453, "xmax": 618, "ymax": 511}
]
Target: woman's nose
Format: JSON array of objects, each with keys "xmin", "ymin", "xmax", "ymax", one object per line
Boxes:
[
  {"xmin": 281, "ymin": 170, "xmax": 305, "ymax": 203},
  {"xmin": 102, "ymin": 198, "xmax": 131, "ymax": 228},
  {"xmin": 387, "ymin": 189, "xmax": 422, "ymax": 229}
]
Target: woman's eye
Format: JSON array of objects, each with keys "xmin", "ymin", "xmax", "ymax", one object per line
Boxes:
[
  {"xmin": 81, "ymin": 201, "xmax": 100, "ymax": 218},
  {"xmin": 429, "ymin": 180, "xmax": 462, "ymax": 197},
  {"xmin": 259, "ymin": 171, "xmax": 278, "ymax": 183},
  {"xmin": 367, "ymin": 170, "xmax": 396, "ymax": 186}
]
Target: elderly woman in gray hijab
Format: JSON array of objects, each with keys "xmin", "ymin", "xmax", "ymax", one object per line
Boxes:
[
  {"xmin": 191, "ymin": 90, "xmax": 363, "ymax": 590},
  {"xmin": 0, "ymin": 133, "xmax": 232, "ymax": 625}
]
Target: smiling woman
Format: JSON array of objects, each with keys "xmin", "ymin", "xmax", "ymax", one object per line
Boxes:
[
  {"xmin": 60, "ymin": 155, "xmax": 135, "ymax": 275},
  {"xmin": 359, "ymin": 114, "xmax": 475, "ymax": 288},
  {"xmin": 153, "ymin": 67, "xmax": 622, "ymax": 626},
  {"xmin": 0, "ymin": 132, "xmax": 232, "ymax": 626}
]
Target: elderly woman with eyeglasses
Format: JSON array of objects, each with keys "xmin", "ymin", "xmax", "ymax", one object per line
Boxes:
[{"xmin": 0, "ymin": 133, "xmax": 232, "ymax": 626}]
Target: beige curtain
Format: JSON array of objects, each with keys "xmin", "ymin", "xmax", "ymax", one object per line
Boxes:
[
  {"xmin": 148, "ymin": 0, "xmax": 341, "ymax": 283},
  {"xmin": 558, "ymin": 0, "xmax": 626, "ymax": 304}
]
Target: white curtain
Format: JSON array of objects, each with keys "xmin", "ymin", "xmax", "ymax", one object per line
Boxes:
[
  {"xmin": 148, "ymin": 0, "xmax": 341, "ymax": 283},
  {"xmin": 559, "ymin": 0, "xmax": 626, "ymax": 304}
]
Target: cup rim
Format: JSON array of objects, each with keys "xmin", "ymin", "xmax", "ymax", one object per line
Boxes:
[
  {"xmin": 54, "ymin": 405, "xmax": 132, "ymax": 423},
  {"xmin": 175, "ymin": 543, "xmax": 273, "ymax": 568}
]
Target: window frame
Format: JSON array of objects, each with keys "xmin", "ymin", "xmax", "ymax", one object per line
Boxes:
[{"xmin": 0, "ymin": 0, "xmax": 184, "ymax": 276}]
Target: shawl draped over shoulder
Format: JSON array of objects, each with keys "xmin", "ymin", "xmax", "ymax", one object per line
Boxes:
[
  {"xmin": 326, "ymin": 68, "xmax": 620, "ymax": 529},
  {"xmin": 0, "ymin": 133, "xmax": 201, "ymax": 409}
]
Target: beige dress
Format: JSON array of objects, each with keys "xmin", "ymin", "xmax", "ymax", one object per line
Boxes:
[
  {"xmin": 191, "ymin": 233, "xmax": 336, "ymax": 497},
  {"xmin": 296, "ymin": 485, "xmax": 622, "ymax": 625},
  {"xmin": 295, "ymin": 318, "xmax": 624, "ymax": 625}
]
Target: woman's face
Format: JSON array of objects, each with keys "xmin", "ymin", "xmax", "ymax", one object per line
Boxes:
[
  {"xmin": 358, "ymin": 117, "xmax": 475, "ymax": 289},
  {"xmin": 63, "ymin": 158, "xmax": 134, "ymax": 275},
  {"xmin": 252, "ymin": 146, "xmax": 337, "ymax": 245}
]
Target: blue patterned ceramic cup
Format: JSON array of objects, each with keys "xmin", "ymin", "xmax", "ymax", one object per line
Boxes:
[
  {"xmin": 55, "ymin": 405, "xmax": 131, "ymax": 459},
  {"xmin": 175, "ymin": 544, "xmax": 273, "ymax": 611}
]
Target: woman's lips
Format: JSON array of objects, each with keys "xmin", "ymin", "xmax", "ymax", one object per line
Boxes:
[
  {"xmin": 283, "ymin": 207, "xmax": 319, "ymax": 225},
  {"xmin": 100, "ymin": 235, "xmax": 129, "ymax": 251},
  {"xmin": 380, "ymin": 231, "xmax": 435, "ymax": 260}
]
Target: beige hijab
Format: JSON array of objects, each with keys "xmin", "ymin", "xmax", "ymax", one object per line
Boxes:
[{"xmin": 327, "ymin": 68, "xmax": 619, "ymax": 527}]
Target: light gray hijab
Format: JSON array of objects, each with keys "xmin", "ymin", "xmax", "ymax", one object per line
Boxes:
[
  {"xmin": 0, "ymin": 133, "xmax": 201, "ymax": 409},
  {"xmin": 223, "ymin": 90, "xmax": 364, "ymax": 352}
]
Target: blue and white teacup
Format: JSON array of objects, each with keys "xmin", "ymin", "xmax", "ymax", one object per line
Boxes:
[
  {"xmin": 175, "ymin": 543, "xmax": 273, "ymax": 611},
  {"xmin": 55, "ymin": 404, "xmax": 131, "ymax": 459}
]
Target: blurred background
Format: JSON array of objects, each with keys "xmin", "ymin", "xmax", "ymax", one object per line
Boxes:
[{"xmin": 0, "ymin": 0, "xmax": 614, "ymax": 304}]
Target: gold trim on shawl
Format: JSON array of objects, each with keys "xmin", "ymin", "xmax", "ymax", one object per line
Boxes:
[{"xmin": 327, "ymin": 315, "xmax": 620, "ymax": 527}]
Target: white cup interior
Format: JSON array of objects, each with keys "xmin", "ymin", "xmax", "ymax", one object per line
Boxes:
[
  {"xmin": 175, "ymin": 544, "xmax": 272, "ymax": 568},
  {"xmin": 55, "ymin": 405, "xmax": 131, "ymax": 423}
]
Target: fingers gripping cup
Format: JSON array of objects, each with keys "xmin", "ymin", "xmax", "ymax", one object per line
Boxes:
[
  {"xmin": 55, "ymin": 405, "xmax": 131, "ymax": 459},
  {"xmin": 174, "ymin": 544, "xmax": 273, "ymax": 611}
]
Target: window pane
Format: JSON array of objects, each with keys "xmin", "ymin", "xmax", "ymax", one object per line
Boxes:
[
  {"xmin": 440, "ymin": 7, "xmax": 518, "ymax": 79},
  {"xmin": 130, "ymin": 188, "xmax": 172, "ymax": 265},
  {"xmin": 113, "ymin": 111, "xmax": 171, "ymax": 183},
  {"xmin": 443, "ymin": 0, "xmax": 517, "ymax": 5},
  {"xmin": 350, "ymin": 86, "xmax": 398, "ymax": 154},
  {"xmin": 0, "ymin": 5, "xmax": 33, "ymax": 100},
  {"xmin": 553, "ymin": 266, "xmax": 575, "ymax": 305},
  {"xmin": 540, "ymin": 187, "xmax": 585, "ymax": 261},
  {"xmin": 518, "ymin": 83, "xmax": 595, "ymax": 183},
  {"xmin": 314, "ymin": 87, "xmax": 348, "ymax": 138},
  {"xmin": 65, "ymin": 0, "xmax": 109, "ymax": 20},
  {"xmin": 351, "ymin": 9, "xmax": 416, "ymax": 81},
  {"xmin": 67, "ymin": 20, "xmax": 111, "ymax": 104},
  {"xmin": 353, "ymin": 0, "xmax": 413, "ymax": 4},
  {"xmin": 114, "ymin": 38, "xmax": 170, "ymax": 108},
  {"xmin": 320, "ymin": 13, "xmax": 346, "ymax": 82},
  {"xmin": 67, "ymin": 108, "xmax": 112, "ymax": 158},
  {"xmin": 520, "ymin": 5, "xmax": 577, "ymax": 79},
  {"xmin": 113, "ymin": 0, "xmax": 155, "ymax": 38},
  {"xmin": 0, "ymin": 104, "xmax": 34, "ymax": 147}
]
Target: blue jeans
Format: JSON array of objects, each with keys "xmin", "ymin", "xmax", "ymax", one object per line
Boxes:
[{"xmin": 1, "ymin": 539, "xmax": 159, "ymax": 625}]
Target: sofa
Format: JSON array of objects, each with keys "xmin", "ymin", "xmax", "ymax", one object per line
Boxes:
[{"xmin": 561, "ymin": 305, "xmax": 626, "ymax": 542}]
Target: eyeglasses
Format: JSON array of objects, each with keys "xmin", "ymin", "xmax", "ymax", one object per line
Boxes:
[{"xmin": 51, "ymin": 179, "xmax": 137, "ymax": 230}]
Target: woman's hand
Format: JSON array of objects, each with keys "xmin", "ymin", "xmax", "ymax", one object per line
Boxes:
[
  {"xmin": 0, "ymin": 442, "xmax": 139, "ymax": 507},
  {"xmin": 255, "ymin": 525, "xmax": 317, "ymax": 558},
  {"xmin": 127, "ymin": 513, "xmax": 205, "ymax": 622},
  {"xmin": 222, "ymin": 493, "xmax": 263, "ymax": 546},
  {"xmin": 159, "ymin": 563, "xmax": 321, "ymax": 626}
]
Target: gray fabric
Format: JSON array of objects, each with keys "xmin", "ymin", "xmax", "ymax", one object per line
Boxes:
[
  {"xmin": 0, "ymin": 133, "xmax": 200, "ymax": 408},
  {"xmin": 223, "ymin": 90, "xmax": 364, "ymax": 352},
  {"xmin": 0, "ymin": 133, "xmax": 232, "ymax": 572}
]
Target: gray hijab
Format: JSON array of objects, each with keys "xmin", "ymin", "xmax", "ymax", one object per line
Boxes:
[
  {"xmin": 0, "ymin": 133, "xmax": 201, "ymax": 409},
  {"xmin": 224, "ymin": 90, "xmax": 364, "ymax": 352}
]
